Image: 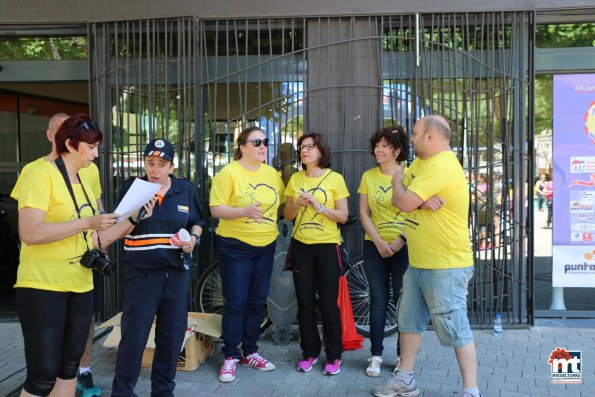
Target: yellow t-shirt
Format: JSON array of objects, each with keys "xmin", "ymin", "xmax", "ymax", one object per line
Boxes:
[
  {"xmin": 210, "ymin": 161, "xmax": 285, "ymax": 247},
  {"xmin": 402, "ymin": 151, "xmax": 473, "ymax": 269},
  {"xmin": 12, "ymin": 158, "xmax": 102, "ymax": 201},
  {"xmin": 357, "ymin": 167, "xmax": 406, "ymax": 243},
  {"xmin": 15, "ymin": 160, "xmax": 97, "ymax": 292},
  {"xmin": 285, "ymin": 170, "xmax": 350, "ymax": 245}
]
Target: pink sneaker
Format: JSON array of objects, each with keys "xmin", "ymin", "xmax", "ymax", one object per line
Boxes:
[
  {"xmin": 218, "ymin": 357, "xmax": 239, "ymax": 383},
  {"xmin": 240, "ymin": 352, "xmax": 276, "ymax": 371},
  {"xmin": 323, "ymin": 359, "xmax": 341, "ymax": 375},
  {"xmin": 296, "ymin": 357, "xmax": 318, "ymax": 372}
]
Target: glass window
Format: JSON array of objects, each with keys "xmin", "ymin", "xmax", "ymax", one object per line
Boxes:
[
  {"xmin": 0, "ymin": 36, "xmax": 88, "ymax": 61},
  {"xmin": 536, "ymin": 23, "xmax": 595, "ymax": 48}
]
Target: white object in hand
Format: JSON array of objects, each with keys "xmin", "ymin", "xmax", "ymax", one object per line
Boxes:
[{"xmin": 170, "ymin": 228, "xmax": 191, "ymax": 246}]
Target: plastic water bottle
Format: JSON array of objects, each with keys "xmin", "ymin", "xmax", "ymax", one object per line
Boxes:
[{"xmin": 493, "ymin": 313, "xmax": 503, "ymax": 336}]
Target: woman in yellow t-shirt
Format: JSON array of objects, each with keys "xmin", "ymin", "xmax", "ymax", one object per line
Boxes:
[
  {"xmin": 283, "ymin": 133, "xmax": 349, "ymax": 376},
  {"xmin": 15, "ymin": 114, "xmax": 153, "ymax": 397},
  {"xmin": 358, "ymin": 125, "xmax": 410, "ymax": 377},
  {"xmin": 209, "ymin": 126, "xmax": 285, "ymax": 383}
]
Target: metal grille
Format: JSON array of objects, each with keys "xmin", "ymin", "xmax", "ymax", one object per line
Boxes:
[
  {"xmin": 89, "ymin": 18, "xmax": 199, "ymax": 315},
  {"xmin": 89, "ymin": 12, "xmax": 533, "ymax": 326}
]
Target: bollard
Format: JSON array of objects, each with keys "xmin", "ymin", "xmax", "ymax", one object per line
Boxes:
[{"xmin": 549, "ymin": 287, "xmax": 566, "ymax": 310}]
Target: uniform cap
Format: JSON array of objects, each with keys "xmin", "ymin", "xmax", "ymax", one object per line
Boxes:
[{"xmin": 143, "ymin": 139, "xmax": 174, "ymax": 162}]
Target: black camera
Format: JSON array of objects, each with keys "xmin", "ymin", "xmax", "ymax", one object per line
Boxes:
[{"xmin": 80, "ymin": 249, "xmax": 113, "ymax": 276}]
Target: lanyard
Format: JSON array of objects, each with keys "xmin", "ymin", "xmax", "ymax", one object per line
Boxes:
[{"xmin": 54, "ymin": 156, "xmax": 96, "ymax": 250}]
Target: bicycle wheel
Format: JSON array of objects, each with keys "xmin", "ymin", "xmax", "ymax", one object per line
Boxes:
[
  {"xmin": 345, "ymin": 259, "xmax": 399, "ymax": 337},
  {"xmin": 195, "ymin": 260, "xmax": 271, "ymax": 333}
]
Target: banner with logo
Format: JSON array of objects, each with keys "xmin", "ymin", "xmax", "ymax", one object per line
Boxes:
[{"xmin": 552, "ymin": 74, "xmax": 595, "ymax": 287}]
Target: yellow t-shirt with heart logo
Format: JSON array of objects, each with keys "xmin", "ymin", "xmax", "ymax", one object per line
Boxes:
[
  {"xmin": 358, "ymin": 167, "xmax": 406, "ymax": 243},
  {"xmin": 16, "ymin": 161, "xmax": 97, "ymax": 292},
  {"xmin": 285, "ymin": 170, "xmax": 350, "ymax": 245},
  {"xmin": 210, "ymin": 161, "xmax": 285, "ymax": 246},
  {"xmin": 402, "ymin": 151, "xmax": 473, "ymax": 269}
]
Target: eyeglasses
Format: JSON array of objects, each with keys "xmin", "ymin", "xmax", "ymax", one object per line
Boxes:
[
  {"xmin": 243, "ymin": 138, "xmax": 269, "ymax": 148},
  {"xmin": 298, "ymin": 144, "xmax": 317, "ymax": 152},
  {"xmin": 73, "ymin": 121, "xmax": 100, "ymax": 134}
]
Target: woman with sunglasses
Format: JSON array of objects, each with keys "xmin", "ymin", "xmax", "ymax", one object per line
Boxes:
[
  {"xmin": 210, "ymin": 126, "xmax": 285, "ymax": 383},
  {"xmin": 14, "ymin": 114, "xmax": 154, "ymax": 397},
  {"xmin": 283, "ymin": 133, "xmax": 349, "ymax": 375},
  {"xmin": 357, "ymin": 125, "xmax": 409, "ymax": 377}
]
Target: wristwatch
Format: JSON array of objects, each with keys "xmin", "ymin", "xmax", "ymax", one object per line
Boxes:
[
  {"xmin": 190, "ymin": 233, "xmax": 201, "ymax": 246},
  {"xmin": 316, "ymin": 205, "xmax": 326, "ymax": 214}
]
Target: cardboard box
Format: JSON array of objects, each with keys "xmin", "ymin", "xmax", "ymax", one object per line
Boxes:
[{"xmin": 100, "ymin": 312, "xmax": 222, "ymax": 372}]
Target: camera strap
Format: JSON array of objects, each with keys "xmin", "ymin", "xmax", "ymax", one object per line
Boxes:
[{"xmin": 55, "ymin": 156, "xmax": 96, "ymax": 250}]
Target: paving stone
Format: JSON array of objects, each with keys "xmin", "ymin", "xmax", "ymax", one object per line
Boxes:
[{"xmin": 1, "ymin": 321, "xmax": 595, "ymax": 396}]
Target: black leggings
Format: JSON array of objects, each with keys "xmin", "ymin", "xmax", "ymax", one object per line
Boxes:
[{"xmin": 17, "ymin": 288, "xmax": 93, "ymax": 396}]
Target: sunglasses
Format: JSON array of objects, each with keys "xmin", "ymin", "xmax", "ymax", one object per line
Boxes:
[
  {"xmin": 73, "ymin": 121, "xmax": 100, "ymax": 134},
  {"xmin": 243, "ymin": 138, "xmax": 269, "ymax": 148},
  {"xmin": 297, "ymin": 143, "xmax": 317, "ymax": 151}
]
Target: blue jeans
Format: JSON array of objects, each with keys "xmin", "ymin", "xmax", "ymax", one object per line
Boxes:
[
  {"xmin": 363, "ymin": 241, "xmax": 408, "ymax": 357},
  {"xmin": 397, "ymin": 266, "xmax": 474, "ymax": 348},
  {"xmin": 216, "ymin": 235, "xmax": 275, "ymax": 358}
]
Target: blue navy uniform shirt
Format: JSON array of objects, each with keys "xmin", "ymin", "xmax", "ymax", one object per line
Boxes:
[{"xmin": 119, "ymin": 175, "xmax": 205, "ymax": 270}]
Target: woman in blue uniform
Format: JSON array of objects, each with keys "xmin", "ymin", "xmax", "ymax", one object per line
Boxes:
[{"xmin": 112, "ymin": 139, "xmax": 204, "ymax": 397}]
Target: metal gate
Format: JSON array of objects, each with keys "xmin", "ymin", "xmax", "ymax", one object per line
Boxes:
[{"xmin": 89, "ymin": 11, "xmax": 533, "ymax": 326}]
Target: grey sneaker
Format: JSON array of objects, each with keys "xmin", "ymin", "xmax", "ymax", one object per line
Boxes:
[{"xmin": 372, "ymin": 374, "xmax": 420, "ymax": 397}]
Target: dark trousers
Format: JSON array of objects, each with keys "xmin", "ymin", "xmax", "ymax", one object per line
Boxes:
[
  {"xmin": 290, "ymin": 239, "xmax": 342, "ymax": 361},
  {"xmin": 217, "ymin": 235, "xmax": 275, "ymax": 358},
  {"xmin": 363, "ymin": 241, "xmax": 408, "ymax": 356},
  {"xmin": 17, "ymin": 288, "xmax": 92, "ymax": 396},
  {"xmin": 112, "ymin": 267, "xmax": 190, "ymax": 397}
]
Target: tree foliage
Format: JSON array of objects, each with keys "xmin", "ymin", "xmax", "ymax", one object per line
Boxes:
[
  {"xmin": 534, "ymin": 74, "xmax": 553, "ymax": 134},
  {"xmin": 0, "ymin": 37, "xmax": 87, "ymax": 61}
]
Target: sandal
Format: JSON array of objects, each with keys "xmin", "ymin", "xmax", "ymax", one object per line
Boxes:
[{"xmin": 366, "ymin": 356, "xmax": 382, "ymax": 377}]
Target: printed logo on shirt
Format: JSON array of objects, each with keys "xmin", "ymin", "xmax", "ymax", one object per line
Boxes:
[
  {"xmin": 245, "ymin": 182, "xmax": 279, "ymax": 224},
  {"xmin": 372, "ymin": 185, "xmax": 403, "ymax": 229},
  {"xmin": 177, "ymin": 205, "xmax": 189, "ymax": 213}
]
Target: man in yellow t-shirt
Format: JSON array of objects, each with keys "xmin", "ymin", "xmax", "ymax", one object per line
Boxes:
[
  {"xmin": 10, "ymin": 112, "xmax": 104, "ymax": 397},
  {"xmin": 374, "ymin": 115, "xmax": 481, "ymax": 397}
]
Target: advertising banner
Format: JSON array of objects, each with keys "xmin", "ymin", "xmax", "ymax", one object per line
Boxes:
[{"xmin": 552, "ymin": 74, "xmax": 595, "ymax": 287}]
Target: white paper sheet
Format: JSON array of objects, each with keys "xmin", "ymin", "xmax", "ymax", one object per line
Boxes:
[{"xmin": 114, "ymin": 178, "xmax": 160, "ymax": 220}]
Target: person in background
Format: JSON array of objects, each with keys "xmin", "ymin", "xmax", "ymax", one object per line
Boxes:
[
  {"xmin": 112, "ymin": 139, "xmax": 204, "ymax": 397},
  {"xmin": 14, "ymin": 114, "xmax": 152, "ymax": 397},
  {"xmin": 543, "ymin": 176, "xmax": 553, "ymax": 228},
  {"xmin": 209, "ymin": 126, "xmax": 285, "ymax": 383},
  {"xmin": 358, "ymin": 126, "xmax": 409, "ymax": 377},
  {"xmin": 374, "ymin": 115, "xmax": 481, "ymax": 397},
  {"xmin": 283, "ymin": 133, "xmax": 349, "ymax": 376},
  {"xmin": 11, "ymin": 112, "xmax": 105, "ymax": 397},
  {"xmin": 534, "ymin": 174, "xmax": 547, "ymax": 212}
]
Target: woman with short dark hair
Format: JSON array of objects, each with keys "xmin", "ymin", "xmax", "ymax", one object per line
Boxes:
[
  {"xmin": 283, "ymin": 132, "xmax": 350, "ymax": 376},
  {"xmin": 358, "ymin": 125, "xmax": 409, "ymax": 377}
]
